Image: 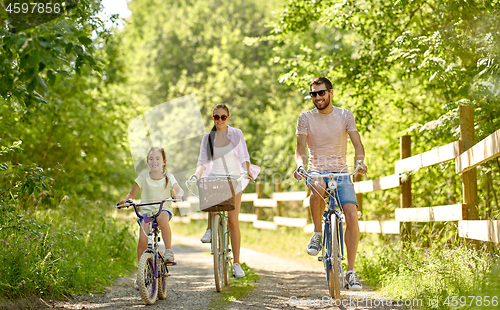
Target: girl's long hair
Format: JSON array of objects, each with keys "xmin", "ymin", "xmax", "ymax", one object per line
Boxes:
[
  {"xmin": 147, "ymin": 146, "xmax": 169, "ymax": 188},
  {"xmin": 207, "ymin": 104, "xmax": 230, "ymax": 160}
]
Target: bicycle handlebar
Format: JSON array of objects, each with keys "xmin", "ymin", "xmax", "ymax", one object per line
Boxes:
[
  {"xmin": 116, "ymin": 197, "xmax": 184, "ymax": 219},
  {"xmin": 297, "ymin": 163, "xmax": 366, "ymax": 179}
]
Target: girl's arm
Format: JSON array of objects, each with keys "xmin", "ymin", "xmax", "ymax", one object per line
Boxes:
[
  {"xmin": 172, "ymin": 182, "xmax": 184, "ymax": 199},
  {"xmin": 119, "ymin": 183, "xmax": 140, "ymax": 205}
]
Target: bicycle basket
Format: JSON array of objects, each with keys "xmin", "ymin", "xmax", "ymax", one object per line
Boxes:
[{"xmin": 197, "ymin": 177, "xmax": 237, "ymax": 212}]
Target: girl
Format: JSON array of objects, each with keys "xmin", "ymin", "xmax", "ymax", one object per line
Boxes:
[
  {"xmin": 119, "ymin": 146, "xmax": 184, "ymax": 264},
  {"xmin": 190, "ymin": 103, "xmax": 260, "ymax": 278}
]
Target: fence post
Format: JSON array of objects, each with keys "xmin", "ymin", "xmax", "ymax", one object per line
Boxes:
[
  {"xmin": 459, "ymin": 105, "xmax": 479, "ymax": 221},
  {"xmin": 400, "ymin": 135, "xmax": 412, "ymax": 245},
  {"xmin": 275, "ymin": 179, "xmax": 282, "ymax": 216},
  {"xmin": 255, "ymin": 181, "xmax": 263, "ymax": 219}
]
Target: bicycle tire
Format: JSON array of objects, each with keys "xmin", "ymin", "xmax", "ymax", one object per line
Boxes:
[
  {"xmin": 329, "ymin": 213, "xmax": 341, "ymax": 299},
  {"xmin": 212, "ymin": 214, "xmax": 224, "ymax": 292},
  {"xmin": 157, "ymin": 253, "xmax": 168, "ymax": 300},
  {"xmin": 137, "ymin": 252, "xmax": 158, "ymax": 305}
]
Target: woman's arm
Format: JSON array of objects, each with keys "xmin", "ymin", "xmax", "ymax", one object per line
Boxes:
[{"xmin": 193, "ymin": 164, "xmax": 206, "ymax": 179}]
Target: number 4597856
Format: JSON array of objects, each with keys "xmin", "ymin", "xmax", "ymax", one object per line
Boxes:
[
  {"xmin": 6, "ymin": 3, "xmax": 61, "ymax": 14},
  {"xmin": 443, "ymin": 296, "xmax": 498, "ymax": 307}
]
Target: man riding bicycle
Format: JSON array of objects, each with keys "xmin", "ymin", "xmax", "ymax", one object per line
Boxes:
[{"xmin": 294, "ymin": 76, "xmax": 367, "ymax": 291}]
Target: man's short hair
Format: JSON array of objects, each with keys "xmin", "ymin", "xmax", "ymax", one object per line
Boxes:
[{"xmin": 310, "ymin": 77, "xmax": 333, "ymax": 90}]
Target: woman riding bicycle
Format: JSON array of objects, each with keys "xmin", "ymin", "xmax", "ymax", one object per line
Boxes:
[{"xmin": 189, "ymin": 103, "xmax": 260, "ymax": 278}]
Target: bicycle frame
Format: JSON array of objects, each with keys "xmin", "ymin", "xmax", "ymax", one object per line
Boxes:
[
  {"xmin": 117, "ymin": 197, "xmax": 182, "ymax": 304},
  {"xmin": 186, "ymin": 174, "xmax": 248, "ymax": 292},
  {"xmin": 297, "ymin": 165, "xmax": 364, "ymax": 298}
]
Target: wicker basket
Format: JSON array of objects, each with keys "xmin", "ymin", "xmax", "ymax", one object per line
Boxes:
[{"xmin": 197, "ymin": 176, "xmax": 237, "ymax": 212}]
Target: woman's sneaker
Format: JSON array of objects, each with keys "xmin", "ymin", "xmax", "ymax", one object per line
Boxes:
[
  {"xmin": 233, "ymin": 263, "xmax": 245, "ymax": 278},
  {"xmin": 201, "ymin": 229, "xmax": 211, "ymax": 243},
  {"xmin": 345, "ymin": 271, "xmax": 362, "ymax": 291},
  {"xmin": 134, "ymin": 279, "xmax": 139, "ymax": 290},
  {"xmin": 164, "ymin": 248, "xmax": 175, "ymax": 262}
]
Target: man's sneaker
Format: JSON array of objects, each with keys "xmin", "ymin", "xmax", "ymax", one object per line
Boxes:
[
  {"xmin": 201, "ymin": 229, "xmax": 211, "ymax": 243},
  {"xmin": 307, "ymin": 234, "xmax": 322, "ymax": 256},
  {"xmin": 134, "ymin": 279, "xmax": 139, "ymax": 290},
  {"xmin": 233, "ymin": 263, "xmax": 245, "ymax": 278},
  {"xmin": 345, "ymin": 271, "xmax": 362, "ymax": 291},
  {"xmin": 164, "ymin": 248, "xmax": 175, "ymax": 262}
]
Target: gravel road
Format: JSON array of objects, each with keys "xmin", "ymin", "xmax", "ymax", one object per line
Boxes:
[{"xmin": 14, "ymin": 234, "xmax": 415, "ymax": 310}]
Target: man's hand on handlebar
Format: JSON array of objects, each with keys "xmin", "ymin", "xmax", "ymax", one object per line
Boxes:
[
  {"xmin": 355, "ymin": 160, "xmax": 367, "ymax": 175},
  {"xmin": 294, "ymin": 166, "xmax": 305, "ymax": 181}
]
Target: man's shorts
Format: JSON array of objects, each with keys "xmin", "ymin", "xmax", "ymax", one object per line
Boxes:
[{"xmin": 305, "ymin": 170, "xmax": 358, "ymax": 208}]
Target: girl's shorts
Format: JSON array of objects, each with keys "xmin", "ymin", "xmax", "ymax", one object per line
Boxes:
[
  {"xmin": 305, "ymin": 171, "xmax": 358, "ymax": 208},
  {"xmin": 137, "ymin": 210, "xmax": 172, "ymax": 226}
]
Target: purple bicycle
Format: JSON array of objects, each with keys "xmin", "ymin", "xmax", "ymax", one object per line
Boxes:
[{"xmin": 117, "ymin": 197, "xmax": 183, "ymax": 305}]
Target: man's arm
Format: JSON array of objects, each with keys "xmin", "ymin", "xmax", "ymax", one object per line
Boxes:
[
  {"xmin": 348, "ymin": 131, "xmax": 367, "ymax": 173},
  {"xmin": 294, "ymin": 134, "xmax": 307, "ymax": 180}
]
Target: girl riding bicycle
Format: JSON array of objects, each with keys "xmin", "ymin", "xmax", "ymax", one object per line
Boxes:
[
  {"xmin": 190, "ymin": 103, "xmax": 260, "ymax": 278},
  {"xmin": 119, "ymin": 146, "xmax": 184, "ymax": 263}
]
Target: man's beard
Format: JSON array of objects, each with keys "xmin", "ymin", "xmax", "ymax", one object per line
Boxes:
[{"xmin": 314, "ymin": 99, "xmax": 330, "ymax": 110}]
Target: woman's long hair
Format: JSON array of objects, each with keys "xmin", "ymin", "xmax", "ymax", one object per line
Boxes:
[
  {"xmin": 207, "ymin": 104, "xmax": 230, "ymax": 160},
  {"xmin": 147, "ymin": 146, "xmax": 169, "ymax": 188}
]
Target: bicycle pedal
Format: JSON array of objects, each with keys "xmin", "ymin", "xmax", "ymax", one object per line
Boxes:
[
  {"xmin": 318, "ymin": 257, "xmax": 323, "ymax": 261},
  {"xmin": 166, "ymin": 262, "xmax": 177, "ymax": 266}
]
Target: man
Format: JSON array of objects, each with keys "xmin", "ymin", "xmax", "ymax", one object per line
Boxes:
[{"xmin": 294, "ymin": 76, "xmax": 367, "ymax": 291}]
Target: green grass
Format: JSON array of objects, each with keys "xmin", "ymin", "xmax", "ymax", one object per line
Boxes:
[
  {"xmin": 351, "ymin": 233, "xmax": 499, "ymax": 310},
  {"xmin": 205, "ymin": 263, "xmax": 260, "ymax": 310},
  {"xmin": 0, "ymin": 196, "xmax": 137, "ymax": 300},
  {"xmin": 173, "ymin": 219, "xmax": 500, "ymax": 310}
]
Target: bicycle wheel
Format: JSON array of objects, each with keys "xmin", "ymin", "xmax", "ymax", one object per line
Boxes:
[
  {"xmin": 137, "ymin": 252, "xmax": 158, "ymax": 305},
  {"xmin": 157, "ymin": 253, "xmax": 168, "ymax": 300},
  {"xmin": 328, "ymin": 213, "xmax": 341, "ymax": 299},
  {"xmin": 212, "ymin": 214, "xmax": 224, "ymax": 292}
]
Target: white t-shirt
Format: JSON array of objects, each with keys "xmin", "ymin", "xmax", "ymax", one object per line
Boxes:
[
  {"xmin": 211, "ymin": 144, "xmax": 241, "ymax": 175},
  {"xmin": 135, "ymin": 172, "xmax": 177, "ymax": 214},
  {"xmin": 296, "ymin": 107, "xmax": 358, "ymax": 172}
]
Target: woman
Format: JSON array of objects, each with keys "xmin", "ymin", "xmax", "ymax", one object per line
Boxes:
[{"xmin": 190, "ymin": 103, "xmax": 260, "ymax": 278}]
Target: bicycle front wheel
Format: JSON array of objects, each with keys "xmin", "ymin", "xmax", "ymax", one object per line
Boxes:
[
  {"xmin": 157, "ymin": 253, "xmax": 168, "ymax": 300},
  {"xmin": 212, "ymin": 214, "xmax": 224, "ymax": 292},
  {"xmin": 328, "ymin": 213, "xmax": 341, "ymax": 299},
  {"xmin": 137, "ymin": 252, "xmax": 158, "ymax": 305}
]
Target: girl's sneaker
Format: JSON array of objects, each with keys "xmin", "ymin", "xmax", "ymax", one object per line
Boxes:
[
  {"xmin": 201, "ymin": 229, "xmax": 211, "ymax": 243},
  {"xmin": 233, "ymin": 263, "xmax": 245, "ymax": 278},
  {"xmin": 164, "ymin": 248, "xmax": 175, "ymax": 262}
]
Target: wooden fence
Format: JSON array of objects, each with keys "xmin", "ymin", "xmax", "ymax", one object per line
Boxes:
[{"xmin": 173, "ymin": 106, "xmax": 500, "ymax": 244}]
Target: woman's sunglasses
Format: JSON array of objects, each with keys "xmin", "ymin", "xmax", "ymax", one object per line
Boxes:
[
  {"xmin": 309, "ymin": 89, "xmax": 331, "ymax": 97},
  {"xmin": 213, "ymin": 114, "xmax": 228, "ymax": 121}
]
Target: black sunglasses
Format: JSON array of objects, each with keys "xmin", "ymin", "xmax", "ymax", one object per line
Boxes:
[
  {"xmin": 213, "ymin": 114, "xmax": 228, "ymax": 121},
  {"xmin": 309, "ymin": 89, "xmax": 331, "ymax": 97}
]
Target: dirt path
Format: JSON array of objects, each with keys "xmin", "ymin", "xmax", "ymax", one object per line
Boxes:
[{"xmin": 40, "ymin": 234, "xmax": 412, "ymax": 310}]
